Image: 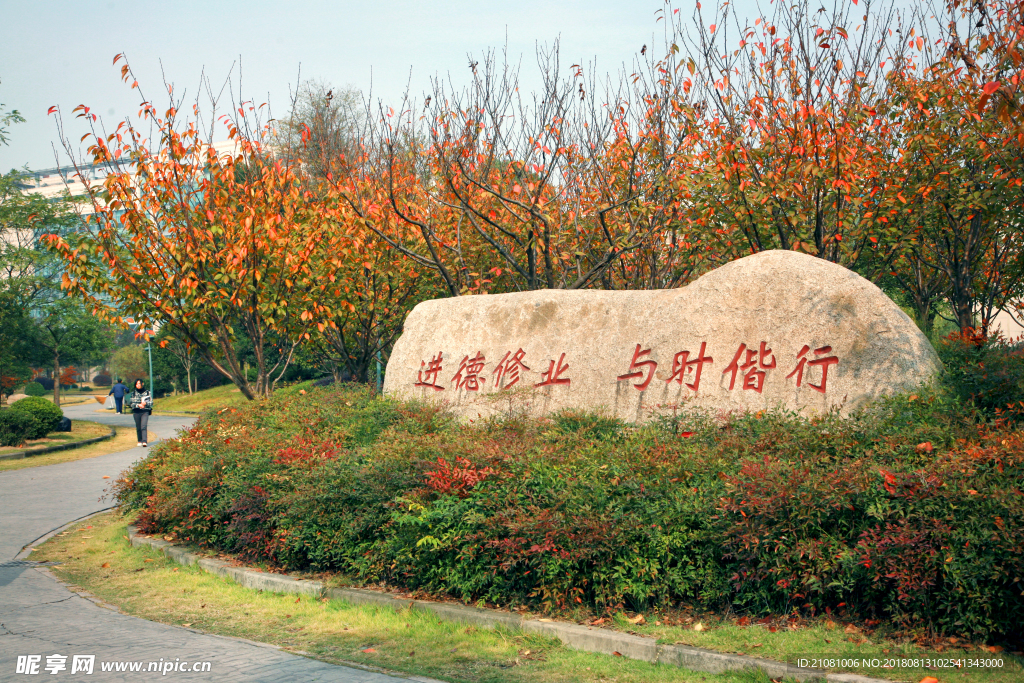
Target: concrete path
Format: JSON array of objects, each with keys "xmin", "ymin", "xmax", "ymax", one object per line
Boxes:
[{"xmin": 0, "ymin": 404, "xmax": 425, "ymax": 682}]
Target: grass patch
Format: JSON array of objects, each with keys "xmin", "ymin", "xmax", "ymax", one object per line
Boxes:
[
  {"xmin": 0, "ymin": 418, "xmax": 110, "ymax": 453},
  {"xmin": 0, "ymin": 419, "xmax": 110, "ymax": 456},
  {"xmin": 30, "ymin": 512, "xmax": 784, "ymax": 683},
  {"xmin": 0, "ymin": 423, "xmax": 152, "ymax": 472},
  {"xmin": 155, "ymin": 385, "xmax": 247, "ymax": 414},
  {"xmin": 612, "ymin": 613, "xmax": 1020, "ymax": 683}
]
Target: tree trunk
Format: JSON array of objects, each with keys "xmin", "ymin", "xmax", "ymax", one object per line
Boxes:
[
  {"xmin": 911, "ymin": 293, "xmax": 936, "ymax": 338},
  {"xmin": 52, "ymin": 354, "xmax": 61, "ymax": 407},
  {"xmin": 186, "ymin": 364, "xmax": 193, "ymax": 395}
]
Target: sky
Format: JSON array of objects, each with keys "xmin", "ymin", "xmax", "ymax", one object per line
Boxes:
[{"xmin": 0, "ymin": 0, "xmax": 704, "ymax": 172}]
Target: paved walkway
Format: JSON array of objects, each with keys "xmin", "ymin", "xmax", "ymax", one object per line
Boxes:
[{"xmin": 1, "ymin": 404, "xmax": 424, "ymax": 682}]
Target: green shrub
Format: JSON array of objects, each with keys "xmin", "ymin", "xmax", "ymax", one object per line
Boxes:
[
  {"xmin": 23, "ymin": 382, "xmax": 46, "ymax": 397},
  {"xmin": 9, "ymin": 397, "xmax": 64, "ymax": 439},
  {"xmin": 0, "ymin": 409, "xmax": 35, "ymax": 447},
  {"xmin": 114, "ymin": 384, "xmax": 1023, "ymax": 641},
  {"xmin": 939, "ymin": 330, "xmax": 1024, "ymax": 419}
]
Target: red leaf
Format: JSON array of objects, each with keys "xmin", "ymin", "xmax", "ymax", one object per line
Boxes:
[
  {"xmin": 681, "ymin": 431, "xmax": 694, "ymax": 438},
  {"xmin": 709, "ymin": 24, "xmax": 716, "ymax": 33},
  {"xmin": 47, "ymin": 106, "xmax": 58, "ymax": 115},
  {"xmin": 983, "ymin": 81, "xmax": 1001, "ymax": 95},
  {"xmin": 361, "ymin": 648, "xmax": 377, "ymax": 653}
]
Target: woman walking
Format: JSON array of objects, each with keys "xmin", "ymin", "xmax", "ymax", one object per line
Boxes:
[{"xmin": 129, "ymin": 379, "xmax": 153, "ymax": 447}]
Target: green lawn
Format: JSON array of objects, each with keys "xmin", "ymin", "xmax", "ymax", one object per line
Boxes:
[
  {"xmin": 0, "ymin": 422, "xmax": 148, "ymax": 472},
  {"xmin": 30, "ymin": 512, "xmax": 1023, "ymax": 683},
  {"xmin": 0, "ymin": 419, "xmax": 110, "ymax": 457},
  {"xmin": 152, "ymin": 384, "xmax": 248, "ymax": 414},
  {"xmin": 31, "ymin": 512, "xmax": 769, "ymax": 683}
]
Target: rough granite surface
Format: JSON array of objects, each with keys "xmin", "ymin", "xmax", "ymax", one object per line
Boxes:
[{"xmin": 384, "ymin": 250, "xmax": 941, "ymax": 420}]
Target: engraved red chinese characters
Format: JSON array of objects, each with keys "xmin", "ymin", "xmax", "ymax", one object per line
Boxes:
[
  {"xmin": 786, "ymin": 345, "xmax": 839, "ymax": 393},
  {"xmin": 452, "ymin": 352, "xmax": 487, "ymax": 391},
  {"xmin": 414, "ymin": 352, "xmax": 445, "ymax": 391},
  {"xmin": 493, "ymin": 348, "xmax": 530, "ymax": 389},
  {"xmin": 666, "ymin": 342, "xmax": 713, "ymax": 391},
  {"xmin": 724, "ymin": 342, "xmax": 776, "ymax": 393},
  {"xmin": 535, "ymin": 352, "xmax": 571, "ymax": 387},
  {"xmin": 617, "ymin": 344, "xmax": 658, "ymax": 391}
]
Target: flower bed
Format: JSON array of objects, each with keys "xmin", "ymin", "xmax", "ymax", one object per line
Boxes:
[{"xmin": 114, "ymin": 385, "xmax": 1023, "ymax": 643}]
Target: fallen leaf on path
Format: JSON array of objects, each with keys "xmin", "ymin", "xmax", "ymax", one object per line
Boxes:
[
  {"xmin": 919, "ymin": 677, "xmax": 939, "ymax": 683},
  {"xmin": 101, "ymin": 563, "xmax": 110, "ymax": 568},
  {"xmin": 626, "ymin": 614, "xmax": 645, "ymax": 625},
  {"xmin": 612, "ymin": 651, "xmax": 622, "ymax": 657},
  {"xmin": 144, "ymin": 559, "xmax": 154, "ymax": 563},
  {"xmin": 361, "ymin": 648, "xmax": 376, "ymax": 653},
  {"xmin": 182, "ymin": 623, "xmax": 192, "ymax": 627},
  {"xmin": 693, "ymin": 622, "xmax": 705, "ymax": 632},
  {"xmin": 102, "ymin": 476, "xmax": 110, "ymax": 479},
  {"xmin": 844, "ymin": 624, "xmax": 861, "ymax": 634},
  {"xmin": 589, "ymin": 618, "xmax": 607, "ymax": 626}
]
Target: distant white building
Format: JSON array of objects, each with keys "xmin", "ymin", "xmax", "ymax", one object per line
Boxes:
[
  {"xmin": 16, "ymin": 161, "xmax": 109, "ymax": 202},
  {"xmin": 16, "ymin": 138, "xmax": 240, "ymax": 206}
]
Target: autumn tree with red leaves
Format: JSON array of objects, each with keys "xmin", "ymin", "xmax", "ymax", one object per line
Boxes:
[{"xmin": 46, "ymin": 56, "xmax": 339, "ymax": 399}]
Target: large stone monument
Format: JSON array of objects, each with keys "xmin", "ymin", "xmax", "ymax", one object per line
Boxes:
[{"xmin": 383, "ymin": 251, "xmax": 941, "ymax": 421}]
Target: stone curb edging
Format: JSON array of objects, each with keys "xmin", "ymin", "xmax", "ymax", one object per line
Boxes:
[
  {"xmin": 0, "ymin": 426, "xmax": 116, "ymax": 461},
  {"xmin": 127, "ymin": 526, "xmax": 890, "ymax": 683}
]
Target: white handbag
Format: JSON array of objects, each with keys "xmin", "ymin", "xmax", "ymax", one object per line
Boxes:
[{"xmin": 104, "ymin": 395, "xmax": 115, "ymax": 410}]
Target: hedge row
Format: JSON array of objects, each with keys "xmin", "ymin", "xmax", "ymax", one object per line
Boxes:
[{"xmin": 115, "ymin": 383, "xmax": 1023, "ymax": 641}]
